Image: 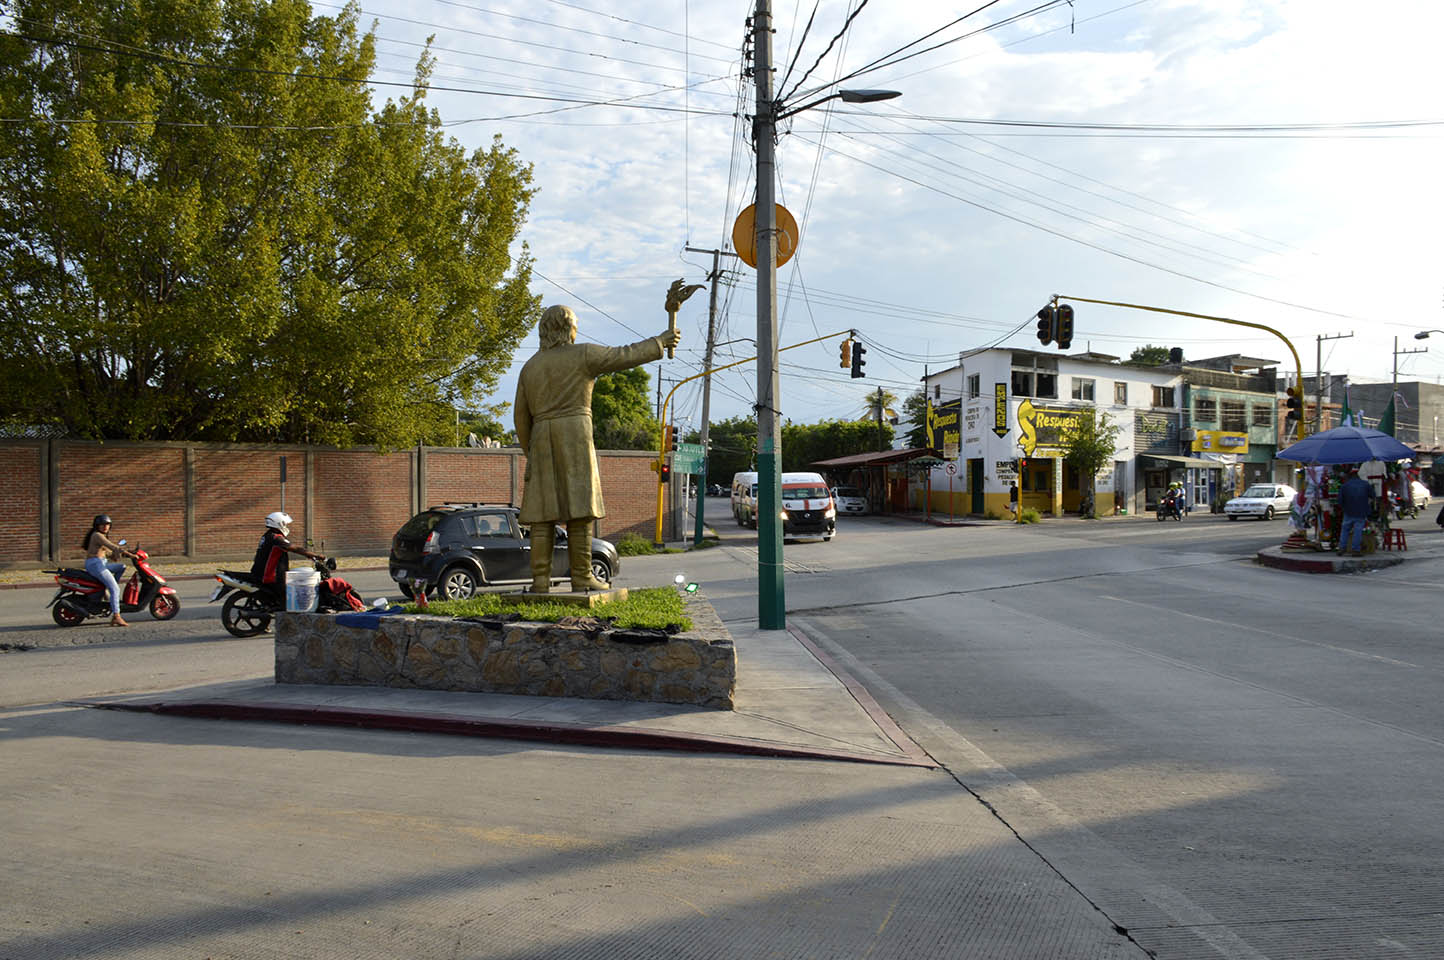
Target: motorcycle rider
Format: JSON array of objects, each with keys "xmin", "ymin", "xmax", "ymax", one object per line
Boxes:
[
  {"xmin": 251, "ymin": 511, "xmax": 324, "ymax": 604},
  {"xmin": 83, "ymin": 514, "xmax": 136, "ymax": 627},
  {"xmin": 1166, "ymin": 479, "xmax": 1185, "ymax": 518}
]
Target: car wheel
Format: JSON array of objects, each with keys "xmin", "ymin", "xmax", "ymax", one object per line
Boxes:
[
  {"xmin": 438, "ymin": 566, "xmax": 480, "ymax": 601},
  {"xmin": 397, "ymin": 581, "xmax": 414, "ymax": 599},
  {"xmin": 591, "ymin": 557, "xmax": 612, "ymax": 585},
  {"xmin": 1227, "ymin": 514, "xmax": 1238, "ymax": 520},
  {"xmin": 1264, "ymin": 506, "xmax": 1275, "ymax": 520}
]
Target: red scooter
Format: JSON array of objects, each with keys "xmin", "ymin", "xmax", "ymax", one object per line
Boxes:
[{"xmin": 45, "ymin": 541, "xmax": 181, "ymax": 626}]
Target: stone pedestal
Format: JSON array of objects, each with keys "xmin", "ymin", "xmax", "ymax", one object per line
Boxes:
[{"xmin": 507, "ymin": 587, "xmax": 629, "ymax": 608}]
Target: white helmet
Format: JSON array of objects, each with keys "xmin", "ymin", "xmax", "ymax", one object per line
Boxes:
[{"xmin": 265, "ymin": 511, "xmax": 292, "ymax": 536}]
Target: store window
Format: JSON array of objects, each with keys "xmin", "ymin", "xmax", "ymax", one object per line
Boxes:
[
  {"xmin": 1114, "ymin": 382, "xmax": 1128, "ymax": 404},
  {"xmin": 967, "ymin": 374, "xmax": 981, "ymax": 398},
  {"xmin": 1221, "ymin": 400, "xmax": 1247, "ymax": 432},
  {"xmin": 1152, "ymin": 385, "xmax": 1175, "ymax": 408},
  {"xmin": 1072, "ymin": 378, "xmax": 1095, "ymax": 401},
  {"xmin": 933, "ymin": 384, "xmax": 941, "ymax": 399},
  {"xmin": 1252, "ymin": 404, "xmax": 1272, "ymax": 427},
  {"xmin": 1194, "ymin": 397, "xmax": 1217, "ymax": 423}
]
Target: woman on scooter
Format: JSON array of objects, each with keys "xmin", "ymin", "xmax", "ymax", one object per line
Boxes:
[{"xmin": 83, "ymin": 514, "xmax": 136, "ymax": 627}]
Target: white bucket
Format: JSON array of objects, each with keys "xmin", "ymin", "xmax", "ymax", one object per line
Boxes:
[{"xmin": 285, "ymin": 568, "xmax": 321, "ymax": 612}]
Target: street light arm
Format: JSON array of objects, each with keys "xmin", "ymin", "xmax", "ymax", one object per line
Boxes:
[
  {"xmin": 775, "ymin": 88, "xmax": 900, "ymax": 121},
  {"xmin": 1415, "ymin": 330, "xmax": 1444, "ymax": 340}
]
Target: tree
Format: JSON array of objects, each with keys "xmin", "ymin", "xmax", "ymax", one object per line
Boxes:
[
  {"xmin": 901, "ymin": 389, "xmax": 930, "ymax": 449},
  {"xmin": 1060, "ymin": 407, "xmax": 1119, "ymax": 518},
  {"xmin": 1127, "ymin": 344, "xmax": 1171, "ymax": 366},
  {"xmin": 0, "ymin": 0, "xmax": 538, "ymax": 447},
  {"xmin": 698, "ymin": 415, "xmax": 756, "ymax": 483},
  {"xmin": 782, "ymin": 419, "xmax": 893, "ymax": 472},
  {"xmin": 864, "ymin": 388, "xmax": 898, "ymax": 422},
  {"xmin": 591, "ymin": 366, "xmax": 658, "ymax": 450}
]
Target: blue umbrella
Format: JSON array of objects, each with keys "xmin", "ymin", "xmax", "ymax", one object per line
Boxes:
[{"xmin": 1275, "ymin": 425, "xmax": 1415, "ymax": 464}]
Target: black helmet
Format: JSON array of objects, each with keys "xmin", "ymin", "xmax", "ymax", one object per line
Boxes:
[{"xmin": 94, "ymin": 514, "xmax": 112, "ymax": 527}]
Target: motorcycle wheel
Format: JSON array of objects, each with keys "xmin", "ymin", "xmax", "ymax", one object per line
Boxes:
[
  {"xmin": 221, "ymin": 592, "xmax": 272, "ymax": 638},
  {"xmin": 52, "ymin": 602, "xmax": 86, "ymax": 627},
  {"xmin": 149, "ymin": 593, "xmax": 181, "ymax": 621}
]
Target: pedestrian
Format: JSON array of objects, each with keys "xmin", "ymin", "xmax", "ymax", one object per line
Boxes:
[
  {"xmin": 1337, "ymin": 468, "xmax": 1375, "ymax": 557},
  {"xmin": 83, "ymin": 514, "xmax": 135, "ymax": 627},
  {"xmin": 1008, "ymin": 482, "xmax": 1019, "ymax": 517}
]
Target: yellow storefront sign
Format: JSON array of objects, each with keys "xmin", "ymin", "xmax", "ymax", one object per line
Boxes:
[{"xmin": 1191, "ymin": 430, "xmax": 1248, "ymax": 454}]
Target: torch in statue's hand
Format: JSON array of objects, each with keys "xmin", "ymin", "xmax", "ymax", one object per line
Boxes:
[{"xmin": 663, "ymin": 278, "xmax": 704, "ymax": 359}]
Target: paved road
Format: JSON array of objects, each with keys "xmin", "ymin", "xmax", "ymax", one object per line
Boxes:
[
  {"xmin": 698, "ymin": 506, "xmax": 1444, "ymax": 959},
  {"xmin": 6, "ymin": 507, "xmax": 1443, "ymax": 958}
]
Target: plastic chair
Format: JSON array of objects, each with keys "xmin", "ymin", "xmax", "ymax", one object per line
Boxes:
[{"xmin": 1383, "ymin": 528, "xmax": 1407, "ymax": 551}]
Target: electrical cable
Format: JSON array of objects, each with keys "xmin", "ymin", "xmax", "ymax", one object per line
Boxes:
[{"xmin": 780, "ymin": 0, "xmax": 871, "ymax": 104}]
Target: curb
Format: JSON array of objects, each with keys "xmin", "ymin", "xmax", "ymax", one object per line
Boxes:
[
  {"xmin": 77, "ymin": 699, "xmax": 937, "ymax": 767},
  {"xmin": 1255, "ymin": 547, "xmax": 1405, "ymax": 574}
]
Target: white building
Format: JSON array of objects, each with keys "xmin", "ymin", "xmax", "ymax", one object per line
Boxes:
[{"xmin": 920, "ymin": 348, "xmax": 1186, "ymax": 517}]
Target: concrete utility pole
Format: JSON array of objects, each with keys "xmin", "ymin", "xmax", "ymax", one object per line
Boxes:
[
  {"xmin": 1316, "ymin": 332, "xmax": 1353, "ymax": 431},
  {"xmin": 752, "ymin": 0, "xmax": 785, "ymax": 629},
  {"xmin": 683, "ymin": 245, "xmax": 739, "ymax": 545},
  {"xmin": 876, "ymin": 386, "xmax": 885, "ymax": 451}
]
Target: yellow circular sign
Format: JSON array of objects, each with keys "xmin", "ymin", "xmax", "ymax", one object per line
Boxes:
[{"xmin": 731, "ymin": 203, "xmax": 799, "ymax": 269}]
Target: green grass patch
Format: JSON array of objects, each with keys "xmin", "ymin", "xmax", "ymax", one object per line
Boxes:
[
  {"xmin": 1019, "ymin": 508, "xmax": 1042, "ymax": 524},
  {"xmin": 405, "ymin": 586, "xmax": 691, "ymax": 631},
  {"xmin": 614, "ymin": 532, "xmax": 655, "ymax": 556}
]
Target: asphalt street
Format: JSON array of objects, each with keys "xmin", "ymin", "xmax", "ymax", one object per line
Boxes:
[{"xmin": 4, "ymin": 504, "xmax": 1443, "ymax": 958}]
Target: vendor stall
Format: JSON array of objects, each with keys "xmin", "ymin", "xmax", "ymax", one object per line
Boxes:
[{"xmin": 1275, "ymin": 426, "xmax": 1416, "ymax": 554}]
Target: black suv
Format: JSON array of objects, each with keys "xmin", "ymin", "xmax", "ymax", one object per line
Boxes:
[{"xmin": 388, "ymin": 504, "xmax": 620, "ymax": 600}]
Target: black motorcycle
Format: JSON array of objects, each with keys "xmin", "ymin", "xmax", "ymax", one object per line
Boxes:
[
  {"xmin": 209, "ymin": 556, "xmax": 363, "ymax": 638},
  {"xmin": 1156, "ymin": 490, "xmax": 1185, "ymax": 522}
]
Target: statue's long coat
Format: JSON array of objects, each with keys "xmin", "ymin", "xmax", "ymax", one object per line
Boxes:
[{"xmin": 514, "ymin": 336, "xmax": 665, "ymax": 523}]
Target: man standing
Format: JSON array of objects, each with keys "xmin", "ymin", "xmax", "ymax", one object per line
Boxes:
[
  {"xmin": 514, "ymin": 281, "xmax": 696, "ymax": 592},
  {"xmin": 1337, "ymin": 468, "xmax": 1375, "ymax": 557}
]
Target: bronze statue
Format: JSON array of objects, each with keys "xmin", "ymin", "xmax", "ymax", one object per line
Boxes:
[{"xmin": 514, "ymin": 279, "xmax": 700, "ymax": 592}]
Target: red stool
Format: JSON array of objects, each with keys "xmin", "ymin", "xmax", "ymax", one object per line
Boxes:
[{"xmin": 1383, "ymin": 528, "xmax": 1407, "ymax": 551}]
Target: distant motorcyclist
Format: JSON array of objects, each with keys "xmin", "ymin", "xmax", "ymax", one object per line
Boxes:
[
  {"xmin": 250, "ymin": 511, "xmax": 323, "ymax": 603},
  {"xmin": 1165, "ymin": 480, "xmax": 1185, "ymax": 519}
]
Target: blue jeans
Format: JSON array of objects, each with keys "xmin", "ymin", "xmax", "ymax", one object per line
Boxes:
[
  {"xmin": 85, "ymin": 557, "xmax": 126, "ymax": 615},
  {"xmin": 1340, "ymin": 516, "xmax": 1367, "ymax": 553}
]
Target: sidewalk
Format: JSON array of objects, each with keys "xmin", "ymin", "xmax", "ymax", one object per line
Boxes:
[{"xmin": 74, "ymin": 616, "xmax": 937, "ymax": 768}]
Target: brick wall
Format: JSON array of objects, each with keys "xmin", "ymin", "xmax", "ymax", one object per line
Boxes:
[
  {"xmin": 0, "ymin": 443, "xmax": 42, "ymax": 560},
  {"xmin": 0, "ymin": 440, "xmax": 673, "ymax": 566}
]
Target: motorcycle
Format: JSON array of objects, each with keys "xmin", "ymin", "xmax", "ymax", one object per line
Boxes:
[
  {"xmin": 209, "ymin": 556, "xmax": 364, "ymax": 638},
  {"xmin": 1156, "ymin": 490, "xmax": 1185, "ymax": 522},
  {"xmin": 45, "ymin": 541, "xmax": 181, "ymax": 626}
]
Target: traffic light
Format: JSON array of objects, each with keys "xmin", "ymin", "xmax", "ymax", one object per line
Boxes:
[
  {"xmin": 1056, "ymin": 303, "xmax": 1074, "ymax": 350},
  {"xmin": 669, "ymin": 425, "xmax": 679, "ymax": 452},
  {"xmin": 839, "ymin": 338, "xmax": 851, "ymax": 369},
  {"xmin": 661, "ymin": 424, "xmax": 673, "ymax": 452},
  {"xmin": 1036, "ymin": 306, "xmax": 1057, "ymax": 345},
  {"xmin": 850, "ymin": 341, "xmax": 867, "ymax": 378},
  {"xmin": 659, "ymin": 459, "xmax": 671, "ymax": 484},
  {"xmin": 1285, "ymin": 387, "xmax": 1302, "ymax": 422}
]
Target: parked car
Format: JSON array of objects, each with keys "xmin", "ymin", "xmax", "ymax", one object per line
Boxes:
[
  {"xmin": 388, "ymin": 503, "xmax": 619, "ymax": 600},
  {"xmin": 1224, "ymin": 483, "xmax": 1297, "ymax": 520},
  {"xmin": 1411, "ymin": 480, "xmax": 1431, "ymax": 510},
  {"xmin": 831, "ymin": 485, "xmax": 868, "ymax": 515}
]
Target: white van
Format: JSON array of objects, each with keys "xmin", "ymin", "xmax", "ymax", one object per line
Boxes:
[
  {"xmin": 730, "ymin": 471, "xmax": 758, "ymax": 527},
  {"xmin": 780, "ymin": 471, "xmax": 835, "ymax": 541}
]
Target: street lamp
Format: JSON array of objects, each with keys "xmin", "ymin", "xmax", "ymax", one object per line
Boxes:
[
  {"xmin": 751, "ymin": 0, "xmax": 899, "ymax": 629},
  {"xmin": 1415, "ymin": 330, "xmax": 1444, "ymax": 340}
]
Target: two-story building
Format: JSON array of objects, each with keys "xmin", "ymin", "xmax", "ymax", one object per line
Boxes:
[{"xmin": 920, "ymin": 348, "xmax": 1185, "ymax": 517}]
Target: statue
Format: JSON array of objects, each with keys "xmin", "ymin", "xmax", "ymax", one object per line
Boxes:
[{"xmin": 514, "ymin": 279, "xmax": 701, "ymax": 592}]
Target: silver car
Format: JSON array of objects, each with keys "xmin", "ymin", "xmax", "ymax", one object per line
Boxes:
[{"xmin": 1224, "ymin": 483, "xmax": 1297, "ymax": 520}]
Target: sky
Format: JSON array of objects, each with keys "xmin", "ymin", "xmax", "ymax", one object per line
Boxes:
[{"xmin": 341, "ymin": 0, "xmax": 1444, "ymax": 431}]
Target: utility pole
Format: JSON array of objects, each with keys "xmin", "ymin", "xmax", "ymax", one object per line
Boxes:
[
  {"xmin": 684, "ymin": 244, "xmax": 739, "ymax": 545},
  {"xmin": 876, "ymin": 386, "xmax": 885, "ymax": 451},
  {"xmin": 1394, "ymin": 336, "xmax": 1427, "ymax": 407},
  {"xmin": 752, "ymin": 0, "xmax": 785, "ymax": 629},
  {"xmin": 1316, "ymin": 332, "xmax": 1352, "ymax": 431}
]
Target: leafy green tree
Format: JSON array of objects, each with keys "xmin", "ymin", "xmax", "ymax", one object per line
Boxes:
[
  {"xmin": 863, "ymin": 388, "xmax": 899, "ymax": 422},
  {"xmin": 592, "ymin": 366, "xmax": 659, "ymax": 450},
  {"xmin": 1061, "ymin": 407, "xmax": 1119, "ymax": 517},
  {"xmin": 1127, "ymin": 344, "xmax": 1171, "ymax": 366},
  {"xmin": 0, "ymin": 0, "xmax": 538, "ymax": 446},
  {"xmin": 901, "ymin": 389, "xmax": 930, "ymax": 449},
  {"xmin": 782, "ymin": 419, "xmax": 893, "ymax": 471},
  {"xmin": 698, "ymin": 415, "xmax": 756, "ymax": 482}
]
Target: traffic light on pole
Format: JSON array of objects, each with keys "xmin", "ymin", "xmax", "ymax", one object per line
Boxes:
[
  {"xmin": 850, "ymin": 341, "xmax": 867, "ymax": 378},
  {"xmin": 1036, "ymin": 306, "xmax": 1057, "ymax": 345},
  {"xmin": 659, "ymin": 459, "xmax": 671, "ymax": 484},
  {"xmin": 839, "ymin": 338, "xmax": 852, "ymax": 369},
  {"xmin": 1285, "ymin": 386, "xmax": 1302, "ymax": 422},
  {"xmin": 669, "ymin": 424, "xmax": 679, "ymax": 452},
  {"xmin": 1056, "ymin": 303, "xmax": 1074, "ymax": 350}
]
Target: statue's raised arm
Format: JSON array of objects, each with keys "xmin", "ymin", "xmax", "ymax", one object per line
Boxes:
[{"xmin": 664, "ymin": 278, "xmax": 704, "ymax": 359}]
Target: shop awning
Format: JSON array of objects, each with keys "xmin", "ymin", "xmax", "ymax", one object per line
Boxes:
[
  {"xmin": 812, "ymin": 447, "xmax": 936, "ymax": 468},
  {"xmin": 1141, "ymin": 454, "xmax": 1225, "ymax": 469}
]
